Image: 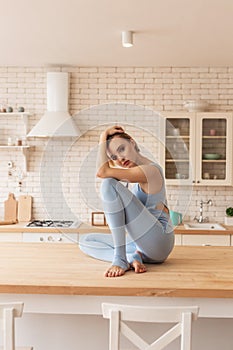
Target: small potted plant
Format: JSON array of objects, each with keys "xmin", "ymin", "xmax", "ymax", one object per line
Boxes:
[{"xmin": 225, "ymin": 207, "xmax": 233, "ymax": 225}]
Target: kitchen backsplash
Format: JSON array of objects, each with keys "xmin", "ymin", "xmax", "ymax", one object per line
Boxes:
[{"xmin": 0, "ymin": 66, "xmax": 233, "ymax": 223}]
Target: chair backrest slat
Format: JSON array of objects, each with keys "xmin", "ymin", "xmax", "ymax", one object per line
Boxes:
[
  {"xmin": 149, "ymin": 324, "xmax": 181, "ymax": 350},
  {"xmin": 121, "ymin": 322, "xmax": 149, "ymax": 350}
]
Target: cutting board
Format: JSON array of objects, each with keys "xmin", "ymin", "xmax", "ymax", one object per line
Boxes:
[
  {"xmin": 18, "ymin": 195, "xmax": 32, "ymax": 222},
  {"xmin": 4, "ymin": 193, "xmax": 17, "ymax": 222},
  {"xmin": 0, "ymin": 220, "xmax": 17, "ymax": 225}
]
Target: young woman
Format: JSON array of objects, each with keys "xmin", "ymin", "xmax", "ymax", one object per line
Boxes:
[{"xmin": 79, "ymin": 126, "xmax": 174, "ymax": 277}]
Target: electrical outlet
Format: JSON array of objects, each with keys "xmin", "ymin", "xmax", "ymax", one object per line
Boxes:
[{"xmin": 8, "ymin": 161, "xmax": 13, "ymax": 168}]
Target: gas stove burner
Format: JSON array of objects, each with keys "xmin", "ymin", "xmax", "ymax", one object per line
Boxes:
[
  {"xmin": 26, "ymin": 220, "xmax": 54, "ymax": 227},
  {"xmin": 26, "ymin": 220, "xmax": 79, "ymax": 228},
  {"xmin": 52, "ymin": 220, "xmax": 74, "ymax": 227}
]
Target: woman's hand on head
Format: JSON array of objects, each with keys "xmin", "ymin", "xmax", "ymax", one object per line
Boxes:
[{"xmin": 100, "ymin": 126, "xmax": 124, "ymax": 142}]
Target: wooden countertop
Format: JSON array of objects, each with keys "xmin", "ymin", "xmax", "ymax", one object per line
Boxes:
[
  {"xmin": 0, "ymin": 222, "xmax": 233, "ymax": 235},
  {"xmin": 0, "ymin": 242, "xmax": 232, "ymax": 298}
]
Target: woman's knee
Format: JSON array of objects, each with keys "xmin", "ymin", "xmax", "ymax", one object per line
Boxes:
[{"xmin": 100, "ymin": 178, "xmax": 118, "ymax": 196}]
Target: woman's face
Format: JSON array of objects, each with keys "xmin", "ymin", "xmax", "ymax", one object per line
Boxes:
[{"xmin": 107, "ymin": 136, "xmax": 138, "ymax": 168}]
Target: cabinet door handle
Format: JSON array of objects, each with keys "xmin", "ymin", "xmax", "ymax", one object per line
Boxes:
[{"xmin": 197, "ymin": 180, "xmax": 200, "ymax": 183}]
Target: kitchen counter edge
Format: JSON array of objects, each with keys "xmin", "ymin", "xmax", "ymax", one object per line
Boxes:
[{"xmin": 0, "ymin": 222, "xmax": 233, "ymax": 235}]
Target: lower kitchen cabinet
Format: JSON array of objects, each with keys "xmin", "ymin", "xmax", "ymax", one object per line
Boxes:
[
  {"xmin": 0, "ymin": 233, "xmax": 22, "ymax": 242},
  {"xmin": 174, "ymin": 234, "xmax": 182, "ymax": 245},
  {"xmin": 181, "ymin": 234, "xmax": 231, "ymax": 246},
  {"xmin": 0, "ymin": 231, "xmax": 232, "ymax": 247},
  {"xmin": 0, "ymin": 232, "xmax": 79, "ymax": 243}
]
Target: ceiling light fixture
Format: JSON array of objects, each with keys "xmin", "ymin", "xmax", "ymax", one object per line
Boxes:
[{"xmin": 122, "ymin": 31, "xmax": 133, "ymax": 48}]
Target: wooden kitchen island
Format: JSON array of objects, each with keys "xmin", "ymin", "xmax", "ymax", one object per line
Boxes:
[
  {"xmin": 0, "ymin": 242, "xmax": 232, "ymax": 350},
  {"xmin": 0, "ymin": 242, "xmax": 232, "ymax": 297},
  {"xmin": 0, "ymin": 242, "xmax": 233, "ymax": 316}
]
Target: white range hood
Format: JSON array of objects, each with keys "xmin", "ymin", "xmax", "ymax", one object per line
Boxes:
[{"xmin": 27, "ymin": 72, "xmax": 80, "ymax": 137}]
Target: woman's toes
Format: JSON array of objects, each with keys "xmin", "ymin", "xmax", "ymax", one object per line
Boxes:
[{"xmin": 104, "ymin": 265, "xmax": 129, "ymax": 277}]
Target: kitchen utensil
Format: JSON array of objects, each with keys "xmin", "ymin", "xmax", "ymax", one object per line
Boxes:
[
  {"xmin": 18, "ymin": 195, "xmax": 32, "ymax": 222},
  {"xmin": 203, "ymin": 153, "xmax": 221, "ymax": 160},
  {"xmin": 4, "ymin": 193, "xmax": 17, "ymax": 222},
  {"xmin": 170, "ymin": 210, "xmax": 182, "ymax": 226}
]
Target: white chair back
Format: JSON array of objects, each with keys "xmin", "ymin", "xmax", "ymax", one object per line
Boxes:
[
  {"xmin": 102, "ymin": 303, "xmax": 199, "ymax": 350},
  {"xmin": 0, "ymin": 303, "xmax": 24, "ymax": 350}
]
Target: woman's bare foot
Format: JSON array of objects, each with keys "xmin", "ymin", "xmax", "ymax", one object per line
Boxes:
[
  {"xmin": 130, "ymin": 251, "xmax": 147, "ymax": 273},
  {"xmin": 131, "ymin": 260, "xmax": 147, "ymax": 273},
  {"xmin": 105, "ymin": 265, "xmax": 130, "ymax": 278}
]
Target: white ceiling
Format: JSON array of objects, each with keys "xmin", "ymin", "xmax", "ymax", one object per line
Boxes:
[{"xmin": 1, "ymin": 0, "xmax": 233, "ymax": 67}]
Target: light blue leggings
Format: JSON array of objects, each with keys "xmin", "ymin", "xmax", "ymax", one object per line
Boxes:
[{"xmin": 79, "ymin": 178, "xmax": 174, "ymax": 269}]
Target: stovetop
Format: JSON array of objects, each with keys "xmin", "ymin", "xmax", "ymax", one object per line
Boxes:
[{"xmin": 26, "ymin": 220, "xmax": 80, "ymax": 228}]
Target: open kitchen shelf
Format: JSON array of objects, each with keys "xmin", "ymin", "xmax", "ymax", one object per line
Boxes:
[
  {"xmin": 202, "ymin": 136, "xmax": 226, "ymax": 139},
  {"xmin": 0, "ymin": 145, "xmax": 34, "ymax": 172},
  {"xmin": 0, "ymin": 112, "xmax": 33, "ymax": 172},
  {"xmin": 0, "ymin": 145, "xmax": 31, "ymax": 148},
  {"xmin": 0, "ymin": 112, "xmax": 32, "ymax": 134},
  {"xmin": 166, "ymin": 135, "xmax": 190, "ymax": 139}
]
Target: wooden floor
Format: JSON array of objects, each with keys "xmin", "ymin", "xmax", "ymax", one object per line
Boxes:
[{"xmin": 0, "ymin": 242, "xmax": 232, "ymax": 298}]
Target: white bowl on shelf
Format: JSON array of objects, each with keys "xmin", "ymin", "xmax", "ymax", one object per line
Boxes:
[
  {"xmin": 203, "ymin": 153, "xmax": 221, "ymax": 160},
  {"xmin": 183, "ymin": 100, "xmax": 209, "ymax": 112}
]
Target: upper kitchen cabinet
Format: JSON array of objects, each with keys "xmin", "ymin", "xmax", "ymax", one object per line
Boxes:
[{"xmin": 160, "ymin": 112, "xmax": 233, "ymax": 186}]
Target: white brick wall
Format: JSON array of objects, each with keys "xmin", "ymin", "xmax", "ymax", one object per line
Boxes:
[{"xmin": 0, "ymin": 66, "xmax": 233, "ymax": 223}]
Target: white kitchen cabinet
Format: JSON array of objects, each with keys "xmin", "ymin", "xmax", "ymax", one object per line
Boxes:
[
  {"xmin": 0, "ymin": 112, "xmax": 33, "ymax": 171},
  {"xmin": 161, "ymin": 112, "xmax": 233, "ymax": 186},
  {"xmin": 174, "ymin": 234, "xmax": 182, "ymax": 245},
  {"xmin": 0, "ymin": 233, "xmax": 22, "ymax": 242},
  {"xmin": 182, "ymin": 234, "xmax": 230, "ymax": 246}
]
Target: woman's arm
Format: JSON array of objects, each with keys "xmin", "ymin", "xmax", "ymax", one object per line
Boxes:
[{"xmin": 96, "ymin": 126, "xmax": 123, "ymax": 178}]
